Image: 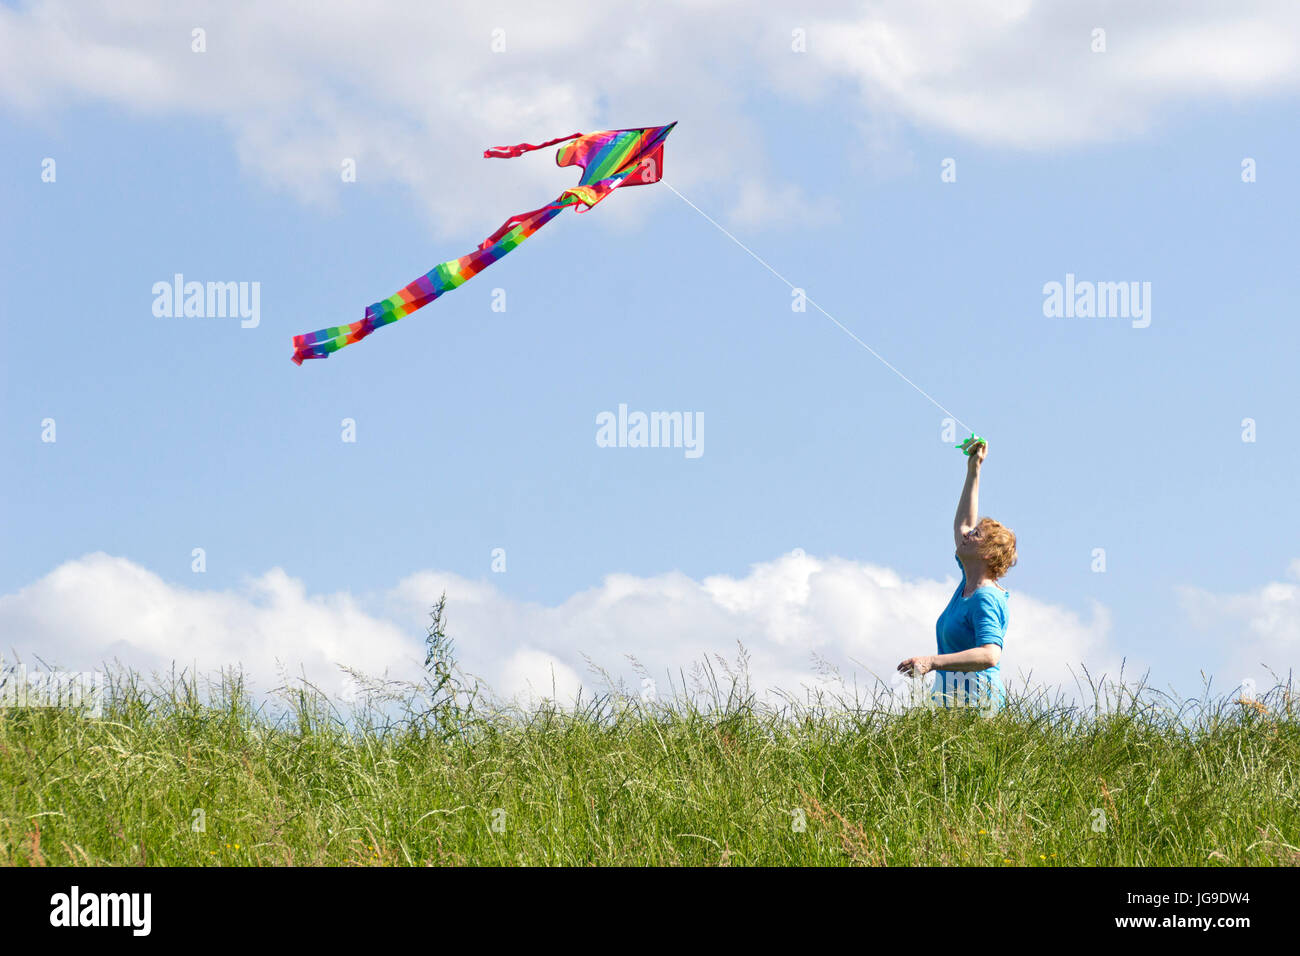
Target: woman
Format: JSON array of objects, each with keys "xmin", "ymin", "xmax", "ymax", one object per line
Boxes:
[{"xmin": 896, "ymin": 440, "xmax": 1017, "ymax": 713}]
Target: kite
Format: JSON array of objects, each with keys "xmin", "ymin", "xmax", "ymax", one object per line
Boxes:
[{"xmin": 291, "ymin": 122, "xmax": 677, "ymax": 364}]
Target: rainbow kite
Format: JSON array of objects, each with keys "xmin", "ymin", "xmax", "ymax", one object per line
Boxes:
[{"xmin": 292, "ymin": 122, "xmax": 677, "ymax": 364}]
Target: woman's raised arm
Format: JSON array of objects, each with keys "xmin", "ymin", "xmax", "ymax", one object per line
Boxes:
[{"xmin": 953, "ymin": 440, "xmax": 986, "ymax": 549}]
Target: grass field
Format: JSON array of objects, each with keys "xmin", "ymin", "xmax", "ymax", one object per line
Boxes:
[{"xmin": 3, "ymin": 609, "xmax": 1298, "ymax": 867}]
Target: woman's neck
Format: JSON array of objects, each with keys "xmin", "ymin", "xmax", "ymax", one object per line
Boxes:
[{"xmin": 959, "ymin": 556, "xmax": 998, "ymax": 594}]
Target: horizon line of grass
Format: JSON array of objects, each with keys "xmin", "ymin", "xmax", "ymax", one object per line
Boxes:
[{"xmin": 2, "ymin": 646, "xmax": 1297, "ymax": 867}]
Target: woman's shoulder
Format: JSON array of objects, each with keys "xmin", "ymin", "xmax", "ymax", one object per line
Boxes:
[{"xmin": 973, "ymin": 583, "xmax": 1010, "ymax": 604}]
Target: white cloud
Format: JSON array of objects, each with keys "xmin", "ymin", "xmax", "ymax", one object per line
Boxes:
[
  {"xmin": 728, "ymin": 178, "xmax": 840, "ymax": 229},
  {"xmin": 2, "ymin": 1, "xmax": 1296, "ymax": 236},
  {"xmin": 0, "ymin": 550, "xmax": 1116, "ymax": 706},
  {"xmin": 1178, "ymin": 559, "xmax": 1300, "ymax": 688},
  {"xmin": 499, "ymin": 649, "xmax": 585, "ymax": 706},
  {"xmin": 0, "ymin": 553, "xmax": 419, "ymax": 700},
  {"xmin": 799, "ymin": 1, "xmax": 1300, "ymax": 149}
]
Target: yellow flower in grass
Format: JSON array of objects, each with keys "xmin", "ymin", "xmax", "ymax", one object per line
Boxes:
[{"xmin": 1235, "ymin": 697, "xmax": 1268, "ymax": 717}]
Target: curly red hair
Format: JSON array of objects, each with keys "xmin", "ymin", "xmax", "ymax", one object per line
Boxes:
[{"xmin": 977, "ymin": 517, "xmax": 1018, "ymax": 579}]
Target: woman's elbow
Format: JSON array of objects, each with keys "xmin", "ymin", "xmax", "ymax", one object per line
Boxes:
[{"xmin": 982, "ymin": 645, "xmax": 1002, "ymax": 668}]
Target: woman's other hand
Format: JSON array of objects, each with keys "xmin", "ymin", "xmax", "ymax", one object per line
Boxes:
[{"xmin": 896, "ymin": 655, "xmax": 935, "ymax": 677}]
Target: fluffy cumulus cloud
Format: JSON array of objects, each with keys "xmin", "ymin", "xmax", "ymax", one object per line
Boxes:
[
  {"xmin": 2, "ymin": 1, "xmax": 1297, "ymax": 231},
  {"xmin": 1, "ymin": 551, "xmax": 1117, "ymax": 706},
  {"xmin": 798, "ymin": 1, "xmax": 1300, "ymax": 149},
  {"xmin": 1178, "ymin": 560, "xmax": 1300, "ymax": 690},
  {"xmin": 0, "ymin": 553, "xmax": 418, "ymax": 700}
]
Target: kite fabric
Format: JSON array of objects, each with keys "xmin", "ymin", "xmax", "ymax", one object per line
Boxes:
[{"xmin": 291, "ymin": 122, "xmax": 677, "ymax": 364}]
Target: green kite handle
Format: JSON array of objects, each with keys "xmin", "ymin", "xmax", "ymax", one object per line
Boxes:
[{"xmin": 956, "ymin": 433, "xmax": 986, "ymax": 455}]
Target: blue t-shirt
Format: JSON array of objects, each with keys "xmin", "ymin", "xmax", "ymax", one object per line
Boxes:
[{"xmin": 933, "ymin": 554, "xmax": 1009, "ymax": 711}]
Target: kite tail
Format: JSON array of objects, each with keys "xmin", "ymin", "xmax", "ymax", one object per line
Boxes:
[
  {"xmin": 291, "ymin": 200, "xmax": 572, "ymax": 364},
  {"xmin": 483, "ymin": 132, "xmax": 582, "ymax": 159}
]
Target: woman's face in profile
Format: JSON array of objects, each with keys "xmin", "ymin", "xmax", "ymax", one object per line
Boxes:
[{"xmin": 957, "ymin": 524, "xmax": 983, "ymax": 558}]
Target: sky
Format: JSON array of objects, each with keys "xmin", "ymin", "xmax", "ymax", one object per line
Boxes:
[{"xmin": 1, "ymin": 0, "xmax": 1298, "ymax": 708}]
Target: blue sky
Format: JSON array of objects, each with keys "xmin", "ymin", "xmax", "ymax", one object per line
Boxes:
[{"xmin": 2, "ymin": 1, "xmax": 1298, "ymax": 704}]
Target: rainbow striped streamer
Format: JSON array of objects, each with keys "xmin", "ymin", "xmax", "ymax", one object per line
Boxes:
[{"xmin": 292, "ymin": 123, "xmax": 676, "ymax": 364}]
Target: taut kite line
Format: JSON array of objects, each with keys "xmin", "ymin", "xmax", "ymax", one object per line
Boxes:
[{"xmin": 291, "ymin": 122, "xmax": 676, "ymax": 364}]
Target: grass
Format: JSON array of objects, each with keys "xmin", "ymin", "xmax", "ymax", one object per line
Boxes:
[{"xmin": 2, "ymin": 605, "xmax": 1298, "ymax": 866}]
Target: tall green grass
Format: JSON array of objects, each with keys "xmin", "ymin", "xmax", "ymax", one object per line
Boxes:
[{"xmin": 3, "ymin": 605, "xmax": 1297, "ymax": 866}]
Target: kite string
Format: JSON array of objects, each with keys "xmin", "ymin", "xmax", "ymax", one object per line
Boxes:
[{"xmin": 661, "ymin": 180, "xmax": 975, "ymax": 437}]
